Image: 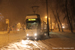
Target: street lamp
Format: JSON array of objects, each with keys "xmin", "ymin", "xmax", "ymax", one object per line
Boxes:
[
  {"xmin": 45, "ymin": 16, "xmax": 47, "ymax": 18},
  {"xmin": 45, "ymin": 16, "xmax": 47, "ymax": 24}
]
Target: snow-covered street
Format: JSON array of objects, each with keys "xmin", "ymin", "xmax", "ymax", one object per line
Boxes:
[
  {"xmin": 1, "ymin": 40, "xmax": 49, "ymax": 50},
  {"xmin": 0, "ymin": 31, "xmax": 75, "ymax": 50}
]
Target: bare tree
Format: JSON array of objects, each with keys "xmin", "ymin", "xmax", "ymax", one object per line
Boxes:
[
  {"xmin": 49, "ymin": 0, "xmax": 64, "ymax": 32},
  {"xmin": 65, "ymin": 0, "xmax": 73, "ymax": 32},
  {"xmin": 55, "ymin": 0, "xmax": 63, "ymax": 32},
  {"xmin": 56, "ymin": 10, "xmax": 63, "ymax": 32},
  {"xmin": 50, "ymin": 5, "xmax": 60, "ymax": 31}
]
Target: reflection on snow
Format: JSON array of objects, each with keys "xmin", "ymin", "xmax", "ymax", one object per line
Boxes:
[{"xmin": 1, "ymin": 40, "xmax": 47, "ymax": 50}]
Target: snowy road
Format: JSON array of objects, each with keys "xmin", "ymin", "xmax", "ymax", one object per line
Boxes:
[
  {"xmin": 0, "ymin": 31, "xmax": 75, "ymax": 50},
  {"xmin": 0, "ymin": 31, "xmax": 26, "ymax": 47},
  {"xmin": 1, "ymin": 40, "xmax": 49, "ymax": 50},
  {"xmin": 0, "ymin": 31, "xmax": 50, "ymax": 50}
]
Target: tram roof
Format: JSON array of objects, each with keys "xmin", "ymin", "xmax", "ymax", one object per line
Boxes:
[
  {"xmin": 26, "ymin": 14, "xmax": 40, "ymax": 19},
  {"xmin": 26, "ymin": 14, "xmax": 40, "ymax": 16}
]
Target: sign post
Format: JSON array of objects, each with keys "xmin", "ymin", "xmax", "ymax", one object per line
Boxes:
[
  {"xmin": 46, "ymin": 0, "xmax": 50, "ymax": 37},
  {"xmin": 6, "ymin": 19, "xmax": 9, "ymax": 42},
  {"xmin": 6, "ymin": 19, "xmax": 9, "ymax": 28}
]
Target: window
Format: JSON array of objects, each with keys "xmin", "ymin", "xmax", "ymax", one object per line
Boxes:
[{"xmin": 26, "ymin": 22, "xmax": 38, "ymax": 29}]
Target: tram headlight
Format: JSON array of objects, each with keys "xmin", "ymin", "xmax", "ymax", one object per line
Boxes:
[
  {"xmin": 27, "ymin": 34, "xmax": 29, "ymax": 36},
  {"xmin": 34, "ymin": 33, "xmax": 37, "ymax": 36}
]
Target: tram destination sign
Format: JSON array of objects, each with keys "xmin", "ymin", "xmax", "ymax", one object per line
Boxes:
[{"xmin": 28, "ymin": 19, "xmax": 36, "ymax": 21}]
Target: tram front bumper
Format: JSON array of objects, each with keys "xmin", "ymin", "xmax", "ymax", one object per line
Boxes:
[{"xmin": 26, "ymin": 35, "xmax": 41, "ymax": 40}]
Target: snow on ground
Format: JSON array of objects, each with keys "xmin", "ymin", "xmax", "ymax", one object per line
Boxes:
[
  {"xmin": 0, "ymin": 40, "xmax": 49, "ymax": 50},
  {"xmin": 41, "ymin": 32, "xmax": 75, "ymax": 50}
]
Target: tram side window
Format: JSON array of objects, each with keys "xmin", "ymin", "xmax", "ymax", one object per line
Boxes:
[{"xmin": 26, "ymin": 22, "xmax": 38, "ymax": 29}]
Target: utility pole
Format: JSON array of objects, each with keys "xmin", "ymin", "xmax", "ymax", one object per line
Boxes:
[
  {"xmin": 50, "ymin": 15, "xmax": 52, "ymax": 31},
  {"xmin": 46, "ymin": 0, "xmax": 50, "ymax": 36}
]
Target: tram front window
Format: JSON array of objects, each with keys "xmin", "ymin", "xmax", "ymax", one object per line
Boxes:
[{"xmin": 26, "ymin": 22, "xmax": 38, "ymax": 29}]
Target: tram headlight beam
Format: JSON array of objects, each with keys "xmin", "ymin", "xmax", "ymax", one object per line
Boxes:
[
  {"xmin": 27, "ymin": 34, "xmax": 29, "ymax": 36},
  {"xmin": 34, "ymin": 33, "xmax": 37, "ymax": 36}
]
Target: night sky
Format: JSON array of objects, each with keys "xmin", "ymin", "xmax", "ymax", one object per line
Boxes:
[
  {"xmin": 0, "ymin": 0, "xmax": 75, "ymax": 27},
  {"xmin": 0, "ymin": 0, "xmax": 47, "ymax": 26}
]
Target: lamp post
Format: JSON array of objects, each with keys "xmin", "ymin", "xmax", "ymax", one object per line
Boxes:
[
  {"xmin": 6, "ymin": 19, "xmax": 9, "ymax": 43},
  {"xmin": 46, "ymin": 0, "xmax": 50, "ymax": 36},
  {"xmin": 6, "ymin": 19, "xmax": 9, "ymax": 31}
]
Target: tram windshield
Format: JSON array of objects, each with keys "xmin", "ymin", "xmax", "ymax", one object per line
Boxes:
[{"xmin": 26, "ymin": 22, "xmax": 38, "ymax": 29}]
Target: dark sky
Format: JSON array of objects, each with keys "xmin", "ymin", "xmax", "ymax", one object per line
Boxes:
[
  {"xmin": 0, "ymin": 0, "xmax": 72, "ymax": 26},
  {"xmin": 0, "ymin": 0, "xmax": 47, "ymax": 26}
]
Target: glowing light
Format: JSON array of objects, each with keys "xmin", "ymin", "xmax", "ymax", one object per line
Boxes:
[
  {"xmin": 28, "ymin": 19, "xmax": 36, "ymax": 21},
  {"xmin": 45, "ymin": 16, "xmax": 47, "ymax": 18},
  {"xmin": 18, "ymin": 23, "xmax": 20, "ymax": 24},
  {"xmin": 17, "ymin": 23, "xmax": 20, "ymax": 25},
  {"xmin": 34, "ymin": 33, "xmax": 37, "ymax": 36},
  {"xmin": 17, "ymin": 29, "xmax": 20, "ymax": 31},
  {"xmin": 21, "ymin": 40, "xmax": 29, "ymax": 44},
  {"xmin": 21, "ymin": 40, "xmax": 26, "ymax": 44},
  {"xmin": 27, "ymin": 34, "xmax": 29, "ymax": 36},
  {"xmin": 62, "ymin": 26, "xmax": 65, "ymax": 28},
  {"xmin": 1, "ymin": 40, "xmax": 47, "ymax": 50}
]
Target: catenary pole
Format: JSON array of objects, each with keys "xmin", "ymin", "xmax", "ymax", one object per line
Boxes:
[{"xmin": 46, "ymin": 0, "xmax": 50, "ymax": 36}]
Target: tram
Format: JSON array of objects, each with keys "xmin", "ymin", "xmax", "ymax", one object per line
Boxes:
[{"xmin": 25, "ymin": 14, "xmax": 42, "ymax": 40}]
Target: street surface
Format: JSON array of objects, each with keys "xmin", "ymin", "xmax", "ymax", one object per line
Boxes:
[
  {"xmin": 0, "ymin": 31, "xmax": 75, "ymax": 50},
  {"xmin": 1, "ymin": 40, "xmax": 49, "ymax": 50},
  {"xmin": 0, "ymin": 31, "xmax": 26, "ymax": 47},
  {"xmin": 0, "ymin": 31, "xmax": 49, "ymax": 50},
  {"xmin": 41, "ymin": 32, "xmax": 75, "ymax": 50}
]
